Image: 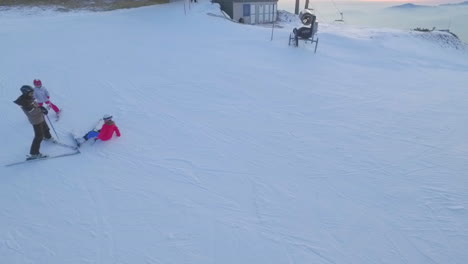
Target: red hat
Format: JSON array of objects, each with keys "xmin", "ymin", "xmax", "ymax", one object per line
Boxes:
[{"xmin": 33, "ymin": 79, "xmax": 42, "ymax": 87}]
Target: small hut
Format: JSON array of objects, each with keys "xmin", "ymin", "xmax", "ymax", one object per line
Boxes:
[{"xmin": 213, "ymin": 0, "xmax": 278, "ymax": 24}]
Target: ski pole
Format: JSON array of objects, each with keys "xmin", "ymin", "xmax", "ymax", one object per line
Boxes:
[
  {"xmin": 92, "ymin": 118, "xmax": 103, "ymax": 131},
  {"xmin": 45, "ymin": 114, "xmax": 60, "ymax": 140}
]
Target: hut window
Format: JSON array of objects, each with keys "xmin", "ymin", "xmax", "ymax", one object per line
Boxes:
[{"xmin": 243, "ymin": 4, "xmax": 250, "ymax": 16}]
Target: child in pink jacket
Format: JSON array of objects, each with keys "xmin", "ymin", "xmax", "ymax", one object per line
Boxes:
[
  {"xmin": 97, "ymin": 115, "xmax": 121, "ymax": 141},
  {"xmin": 33, "ymin": 79, "xmax": 60, "ymax": 117},
  {"xmin": 80, "ymin": 114, "xmax": 121, "ymax": 144}
]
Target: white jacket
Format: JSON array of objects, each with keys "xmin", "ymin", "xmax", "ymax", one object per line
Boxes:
[{"xmin": 33, "ymin": 86, "xmax": 50, "ymax": 103}]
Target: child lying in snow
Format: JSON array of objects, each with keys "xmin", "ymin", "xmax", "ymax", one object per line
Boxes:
[{"xmin": 78, "ymin": 114, "xmax": 121, "ymax": 144}]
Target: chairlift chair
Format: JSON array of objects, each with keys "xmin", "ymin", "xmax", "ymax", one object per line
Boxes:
[{"xmin": 334, "ymin": 12, "xmax": 344, "ymax": 23}]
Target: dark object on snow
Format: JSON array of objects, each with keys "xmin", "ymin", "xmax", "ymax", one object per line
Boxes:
[
  {"xmin": 413, "ymin": 27, "xmax": 435, "ymax": 32},
  {"xmin": 289, "ymin": 11, "xmax": 319, "ymax": 52}
]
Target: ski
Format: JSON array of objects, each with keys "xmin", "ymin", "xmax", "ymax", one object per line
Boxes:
[
  {"xmin": 70, "ymin": 132, "xmax": 82, "ymax": 148},
  {"xmin": 69, "ymin": 119, "xmax": 103, "ymax": 149},
  {"xmin": 44, "ymin": 138, "xmax": 78, "ymax": 150},
  {"xmin": 27, "ymin": 154, "xmax": 48, "ymax": 161},
  {"xmin": 5, "ymin": 150, "xmax": 80, "ymax": 167},
  {"xmin": 52, "ymin": 140, "xmax": 78, "ymax": 150}
]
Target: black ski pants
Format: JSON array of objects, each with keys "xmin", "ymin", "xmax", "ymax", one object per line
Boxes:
[{"xmin": 30, "ymin": 121, "xmax": 51, "ymax": 155}]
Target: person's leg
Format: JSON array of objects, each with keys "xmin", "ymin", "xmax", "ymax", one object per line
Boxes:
[
  {"xmin": 83, "ymin": 130, "xmax": 99, "ymax": 141},
  {"xmin": 30, "ymin": 124, "xmax": 44, "ymax": 155},
  {"xmin": 42, "ymin": 121, "xmax": 52, "ymax": 139},
  {"xmin": 47, "ymin": 101, "xmax": 60, "ymax": 113},
  {"xmin": 293, "ymin": 28, "xmax": 299, "ymax": 47}
]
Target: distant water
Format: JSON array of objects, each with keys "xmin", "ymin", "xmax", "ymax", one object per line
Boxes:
[{"xmin": 278, "ymin": 1, "xmax": 468, "ymax": 43}]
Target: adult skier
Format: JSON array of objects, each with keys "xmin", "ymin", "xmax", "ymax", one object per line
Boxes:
[
  {"xmin": 77, "ymin": 114, "xmax": 121, "ymax": 145},
  {"xmin": 14, "ymin": 85, "xmax": 54, "ymax": 159},
  {"xmin": 33, "ymin": 79, "xmax": 61, "ymax": 119}
]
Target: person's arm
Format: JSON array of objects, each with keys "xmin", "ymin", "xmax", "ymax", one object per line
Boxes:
[
  {"xmin": 115, "ymin": 126, "xmax": 121, "ymax": 137},
  {"xmin": 97, "ymin": 124, "xmax": 106, "ymax": 140},
  {"xmin": 14, "ymin": 97, "xmax": 34, "ymax": 112},
  {"xmin": 23, "ymin": 105, "xmax": 34, "ymax": 112},
  {"xmin": 24, "ymin": 101, "xmax": 36, "ymax": 112},
  {"xmin": 45, "ymin": 88, "xmax": 50, "ymax": 100}
]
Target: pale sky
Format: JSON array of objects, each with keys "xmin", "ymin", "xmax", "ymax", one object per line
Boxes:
[{"xmin": 335, "ymin": 0, "xmax": 464, "ymax": 3}]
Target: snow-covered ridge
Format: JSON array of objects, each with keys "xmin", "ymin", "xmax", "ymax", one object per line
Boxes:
[
  {"xmin": 439, "ymin": 0, "xmax": 468, "ymax": 6},
  {"xmin": 388, "ymin": 3, "xmax": 434, "ymax": 9},
  {"xmin": 277, "ymin": 10, "xmax": 467, "ymax": 51},
  {"xmin": 389, "ymin": 1, "xmax": 468, "ymax": 8}
]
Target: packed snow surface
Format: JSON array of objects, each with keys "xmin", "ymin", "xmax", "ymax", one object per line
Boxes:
[{"xmin": 1, "ymin": 1, "xmax": 468, "ymax": 263}]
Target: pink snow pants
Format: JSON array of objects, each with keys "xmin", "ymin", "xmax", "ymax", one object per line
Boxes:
[{"xmin": 39, "ymin": 101, "xmax": 60, "ymax": 113}]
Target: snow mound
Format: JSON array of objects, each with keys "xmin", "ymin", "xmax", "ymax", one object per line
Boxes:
[{"xmin": 277, "ymin": 10, "xmax": 300, "ymax": 24}]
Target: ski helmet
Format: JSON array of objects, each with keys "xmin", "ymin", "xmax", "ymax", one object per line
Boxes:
[
  {"xmin": 33, "ymin": 79, "xmax": 42, "ymax": 87},
  {"xmin": 20, "ymin": 85, "xmax": 34, "ymax": 95},
  {"xmin": 103, "ymin": 114, "xmax": 113, "ymax": 121}
]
